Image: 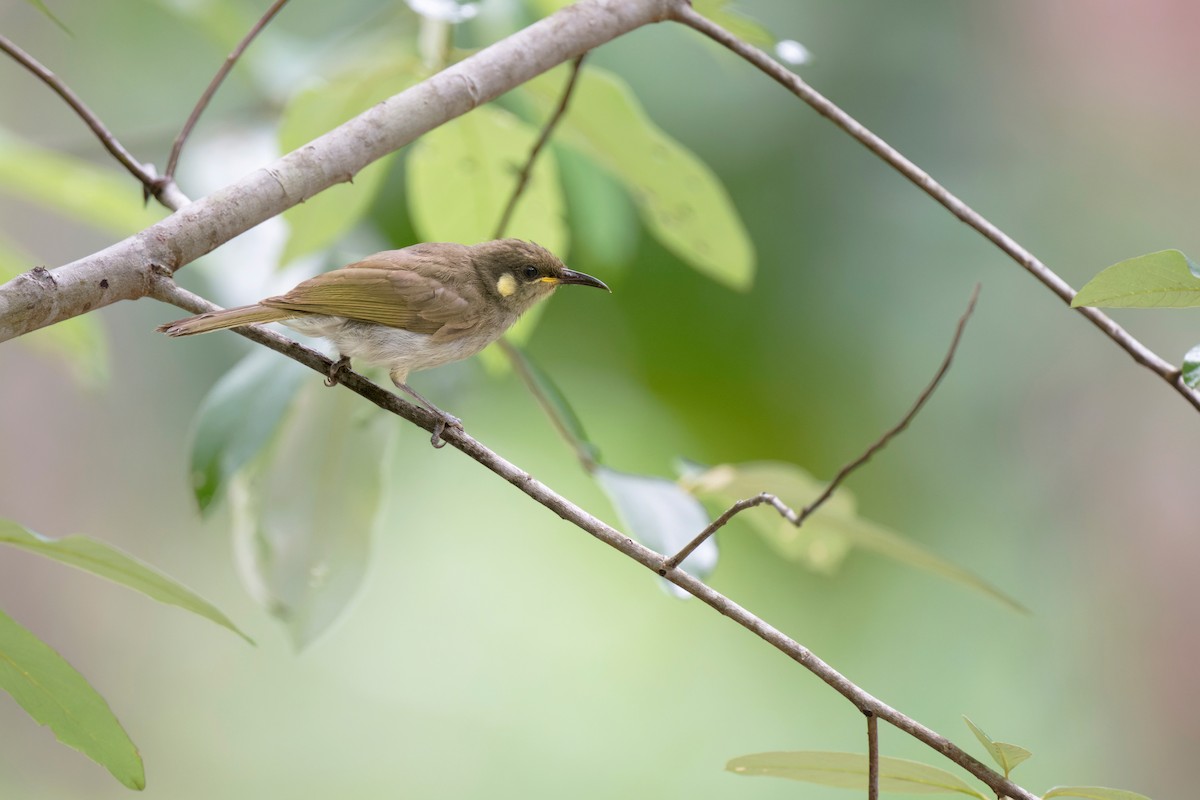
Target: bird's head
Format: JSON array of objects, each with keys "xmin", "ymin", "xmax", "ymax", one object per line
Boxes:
[{"xmin": 472, "ymin": 239, "xmax": 609, "ymax": 314}]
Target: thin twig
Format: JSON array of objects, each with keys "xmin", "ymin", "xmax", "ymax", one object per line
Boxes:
[
  {"xmin": 163, "ymin": 0, "xmax": 292, "ymax": 181},
  {"xmin": 795, "ymin": 284, "xmax": 979, "ymax": 526},
  {"xmin": 0, "ymin": 33, "xmax": 187, "ymax": 209},
  {"xmin": 661, "ymin": 286, "xmax": 979, "ymax": 572},
  {"xmin": 670, "ymin": 4, "xmax": 1200, "ymax": 414},
  {"xmin": 867, "ymin": 711, "xmax": 879, "ymax": 800},
  {"xmin": 660, "ymin": 492, "xmax": 793, "ymax": 573},
  {"xmin": 492, "ymin": 53, "xmax": 587, "ymax": 240},
  {"xmin": 147, "ymin": 273, "xmax": 1037, "ymax": 800}
]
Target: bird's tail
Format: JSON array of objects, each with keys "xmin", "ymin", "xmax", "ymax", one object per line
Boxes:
[{"xmin": 156, "ymin": 304, "xmax": 295, "ymax": 337}]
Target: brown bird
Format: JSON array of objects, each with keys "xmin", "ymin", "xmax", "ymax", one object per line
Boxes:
[{"xmin": 158, "ymin": 239, "xmax": 609, "ymax": 445}]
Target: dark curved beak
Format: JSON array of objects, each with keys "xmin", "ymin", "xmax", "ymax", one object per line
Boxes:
[{"xmin": 555, "ymin": 268, "xmax": 610, "ymax": 292}]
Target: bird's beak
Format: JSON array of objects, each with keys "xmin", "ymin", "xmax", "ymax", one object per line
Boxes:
[{"xmin": 546, "ymin": 268, "xmax": 610, "ymax": 292}]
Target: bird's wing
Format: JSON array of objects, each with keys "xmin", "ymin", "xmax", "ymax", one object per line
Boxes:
[{"xmin": 260, "ymin": 256, "xmax": 478, "ymax": 335}]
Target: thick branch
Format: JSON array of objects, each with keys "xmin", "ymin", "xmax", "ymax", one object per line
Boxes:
[
  {"xmin": 0, "ymin": 0, "xmax": 678, "ymax": 342},
  {"xmin": 671, "ymin": 4, "xmax": 1200, "ymax": 413}
]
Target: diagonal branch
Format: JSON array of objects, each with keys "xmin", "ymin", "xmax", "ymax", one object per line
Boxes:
[
  {"xmin": 0, "ymin": 33, "xmax": 188, "ymax": 210},
  {"xmin": 670, "ymin": 3, "xmax": 1200, "ymax": 414},
  {"xmin": 662, "ymin": 285, "xmax": 979, "ymax": 573},
  {"xmin": 162, "ymin": 0, "xmax": 292, "ymax": 183},
  {"xmin": 147, "ymin": 273, "xmax": 1037, "ymax": 800}
]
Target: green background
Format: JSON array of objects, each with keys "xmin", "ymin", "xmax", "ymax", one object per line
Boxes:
[{"xmin": 0, "ymin": 1, "xmax": 1195, "ymax": 798}]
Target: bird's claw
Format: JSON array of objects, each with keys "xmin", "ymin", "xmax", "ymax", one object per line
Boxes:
[
  {"xmin": 430, "ymin": 414, "xmax": 464, "ymax": 449},
  {"xmin": 324, "ymin": 356, "xmax": 350, "ymax": 387}
]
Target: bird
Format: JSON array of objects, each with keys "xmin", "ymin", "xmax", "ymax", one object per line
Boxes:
[{"xmin": 158, "ymin": 239, "xmax": 609, "ymax": 446}]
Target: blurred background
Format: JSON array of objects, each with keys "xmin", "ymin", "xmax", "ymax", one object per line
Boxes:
[{"xmin": 1, "ymin": 0, "xmax": 1197, "ymax": 797}]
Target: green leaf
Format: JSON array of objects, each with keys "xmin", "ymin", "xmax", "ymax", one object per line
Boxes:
[
  {"xmin": 0, "ymin": 237, "xmax": 108, "ymax": 388},
  {"xmin": 0, "ymin": 519, "xmax": 252, "ymax": 645},
  {"xmin": 23, "ymin": 0, "xmax": 71, "ymax": 34},
  {"xmin": 1043, "ymin": 787, "xmax": 1152, "ymax": 800},
  {"xmin": 278, "ymin": 54, "xmax": 420, "ymax": 264},
  {"xmin": 727, "ymin": 751, "xmax": 988, "ymax": 798},
  {"xmin": 595, "ymin": 466, "xmax": 717, "ymax": 588},
  {"xmin": 1071, "ymin": 249, "xmax": 1200, "ymax": 308},
  {"xmin": 692, "ymin": 0, "xmax": 776, "ymax": 49},
  {"xmin": 407, "ymin": 103, "xmax": 568, "ymax": 255},
  {"xmin": 499, "ymin": 341, "xmax": 599, "ymax": 463},
  {"xmin": 1181, "ymin": 342, "xmax": 1200, "ymax": 389},
  {"xmin": 0, "ymin": 607, "xmax": 144, "ymax": 789},
  {"xmin": 189, "ymin": 350, "xmax": 309, "ymax": 515},
  {"xmin": 963, "ymin": 716, "xmax": 1032, "ymax": 777},
  {"xmin": 521, "ymin": 65, "xmax": 754, "ymax": 289},
  {"xmin": 0, "ymin": 128, "xmax": 163, "ymax": 235},
  {"xmin": 232, "ymin": 381, "xmax": 391, "ymax": 649},
  {"xmin": 557, "ymin": 145, "xmax": 639, "ymax": 269},
  {"xmin": 687, "ymin": 462, "xmax": 1027, "ymax": 611}
]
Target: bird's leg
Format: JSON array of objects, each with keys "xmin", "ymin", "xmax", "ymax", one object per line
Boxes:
[
  {"xmin": 324, "ymin": 355, "xmax": 351, "ymax": 387},
  {"xmin": 390, "ymin": 371, "xmax": 463, "ymax": 449}
]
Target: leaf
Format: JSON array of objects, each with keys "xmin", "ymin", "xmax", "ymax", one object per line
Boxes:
[
  {"xmin": 1043, "ymin": 788, "xmax": 1152, "ymax": 800},
  {"xmin": 1181, "ymin": 342, "xmax": 1200, "ymax": 389},
  {"xmin": 687, "ymin": 462, "xmax": 1027, "ymax": 611},
  {"xmin": 500, "ymin": 341, "xmax": 599, "ymax": 464},
  {"xmin": 407, "ymin": 103, "xmax": 568, "ymax": 255},
  {"xmin": 22, "ymin": 0, "xmax": 71, "ymax": 34},
  {"xmin": 189, "ymin": 350, "xmax": 309, "ymax": 516},
  {"xmin": 278, "ymin": 54, "xmax": 420, "ymax": 264},
  {"xmin": 692, "ymin": 0, "xmax": 776, "ymax": 49},
  {"xmin": 0, "ymin": 519, "xmax": 252, "ymax": 644},
  {"xmin": 0, "ymin": 128, "xmax": 162, "ymax": 235},
  {"xmin": 727, "ymin": 751, "xmax": 988, "ymax": 798},
  {"xmin": 557, "ymin": 145, "xmax": 639, "ymax": 269},
  {"xmin": 0, "ymin": 607, "xmax": 144, "ymax": 789},
  {"xmin": 0, "ymin": 236, "xmax": 108, "ymax": 388},
  {"xmin": 963, "ymin": 716, "xmax": 1032, "ymax": 777},
  {"xmin": 594, "ymin": 467, "xmax": 717, "ymax": 592},
  {"xmin": 232, "ymin": 381, "xmax": 391, "ymax": 649},
  {"xmin": 1070, "ymin": 249, "xmax": 1200, "ymax": 308},
  {"xmin": 521, "ymin": 65, "xmax": 754, "ymax": 290}
]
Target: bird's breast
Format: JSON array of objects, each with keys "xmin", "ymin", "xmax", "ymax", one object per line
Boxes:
[{"xmin": 283, "ymin": 316, "xmax": 505, "ymax": 375}]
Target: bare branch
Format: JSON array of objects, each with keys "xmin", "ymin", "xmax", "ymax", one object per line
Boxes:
[
  {"xmin": 670, "ymin": 3, "xmax": 1200, "ymax": 414},
  {"xmin": 148, "ymin": 271, "xmax": 1037, "ymax": 800},
  {"xmin": 163, "ymin": 0, "xmax": 292, "ymax": 182},
  {"xmin": 492, "ymin": 53, "xmax": 587, "ymax": 240},
  {"xmin": 0, "ymin": 0, "xmax": 679, "ymax": 342},
  {"xmin": 0, "ymin": 33, "xmax": 188, "ymax": 210},
  {"xmin": 867, "ymin": 711, "xmax": 879, "ymax": 800},
  {"xmin": 662, "ymin": 286, "xmax": 979, "ymax": 573}
]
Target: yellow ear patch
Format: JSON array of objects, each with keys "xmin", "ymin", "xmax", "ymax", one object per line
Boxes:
[{"xmin": 497, "ymin": 272, "xmax": 517, "ymax": 297}]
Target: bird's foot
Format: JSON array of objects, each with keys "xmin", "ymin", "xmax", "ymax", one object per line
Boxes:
[
  {"xmin": 324, "ymin": 355, "xmax": 351, "ymax": 387},
  {"xmin": 430, "ymin": 413, "xmax": 464, "ymax": 449}
]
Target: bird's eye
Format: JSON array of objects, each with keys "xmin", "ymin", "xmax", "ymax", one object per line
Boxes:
[{"xmin": 522, "ymin": 264, "xmax": 539, "ymax": 280}]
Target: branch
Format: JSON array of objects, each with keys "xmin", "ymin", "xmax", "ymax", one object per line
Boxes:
[
  {"xmin": 670, "ymin": 3, "xmax": 1200, "ymax": 414},
  {"xmin": 147, "ymin": 273, "xmax": 1037, "ymax": 800},
  {"xmin": 162, "ymin": 0, "xmax": 292, "ymax": 182},
  {"xmin": 0, "ymin": 34, "xmax": 188, "ymax": 210},
  {"xmin": 0, "ymin": 0, "xmax": 679, "ymax": 342},
  {"xmin": 662, "ymin": 285, "xmax": 979, "ymax": 574}
]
